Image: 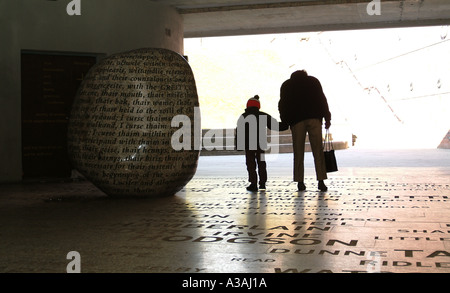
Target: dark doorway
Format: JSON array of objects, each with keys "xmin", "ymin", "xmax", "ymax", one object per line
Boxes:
[{"xmin": 21, "ymin": 51, "xmax": 98, "ymax": 179}]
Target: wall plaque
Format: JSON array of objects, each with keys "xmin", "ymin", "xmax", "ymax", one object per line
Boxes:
[{"xmin": 67, "ymin": 48, "xmax": 200, "ymax": 197}]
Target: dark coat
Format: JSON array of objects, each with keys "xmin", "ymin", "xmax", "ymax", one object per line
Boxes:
[
  {"xmin": 279, "ymin": 72, "xmax": 331, "ymax": 126},
  {"xmin": 236, "ymin": 107, "xmax": 289, "ymax": 151}
]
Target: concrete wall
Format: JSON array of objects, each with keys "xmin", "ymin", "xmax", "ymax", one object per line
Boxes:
[{"xmin": 0, "ymin": 0, "xmax": 184, "ymax": 182}]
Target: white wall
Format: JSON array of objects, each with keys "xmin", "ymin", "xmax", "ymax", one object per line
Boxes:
[{"xmin": 0, "ymin": 0, "xmax": 184, "ymax": 182}]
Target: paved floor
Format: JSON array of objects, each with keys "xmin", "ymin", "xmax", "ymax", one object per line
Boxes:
[{"xmin": 0, "ymin": 148, "xmax": 449, "ymax": 273}]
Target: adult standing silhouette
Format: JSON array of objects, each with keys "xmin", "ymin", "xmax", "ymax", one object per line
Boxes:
[{"xmin": 279, "ymin": 70, "xmax": 331, "ymax": 191}]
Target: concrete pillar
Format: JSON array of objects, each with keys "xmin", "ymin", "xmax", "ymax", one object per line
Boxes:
[{"xmin": 0, "ymin": 0, "xmax": 184, "ymax": 182}]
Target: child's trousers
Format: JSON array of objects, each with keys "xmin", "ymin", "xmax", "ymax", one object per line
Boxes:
[{"xmin": 245, "ymin": 150, "xmax": 267, "ymax": 185}]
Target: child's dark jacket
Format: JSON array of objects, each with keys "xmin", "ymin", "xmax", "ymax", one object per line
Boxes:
[{"xmin": 236, "ymin": 107, "xmax": 289, "ymax": 151}]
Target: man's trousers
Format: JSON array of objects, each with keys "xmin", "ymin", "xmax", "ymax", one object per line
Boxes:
[{"xmin": 291, "ymin": 119, "xmax": 327, "ymax": 182}]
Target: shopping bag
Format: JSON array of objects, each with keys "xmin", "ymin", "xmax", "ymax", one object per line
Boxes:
[{"xmin": 323, "ymin": 129, "xmax": 338, "ymax": 172}]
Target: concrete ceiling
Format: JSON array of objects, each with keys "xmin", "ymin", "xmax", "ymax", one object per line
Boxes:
[{"xmin": 151, "ymin": 0, "xmax": 450, "ymax": 38}]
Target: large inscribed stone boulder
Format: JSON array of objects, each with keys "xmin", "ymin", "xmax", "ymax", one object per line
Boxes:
[{"xmin": 67, "ymin": 48, "xmax": 200, "ymax": 197}]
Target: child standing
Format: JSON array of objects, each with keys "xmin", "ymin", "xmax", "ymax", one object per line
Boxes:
[{"xmin": 237, "ymin": 95, "xmax": 289, "ymax": 192}]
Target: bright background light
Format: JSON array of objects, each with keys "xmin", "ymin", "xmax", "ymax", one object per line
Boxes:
[{"xmin": 184, "ymin": 26, "xmax": 450, "ymax": 149}]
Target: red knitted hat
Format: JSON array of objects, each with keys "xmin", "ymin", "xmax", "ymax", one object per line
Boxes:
[{"xmin": 246, "ymin": 96, "xmax": 260, "ymax": 109}]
